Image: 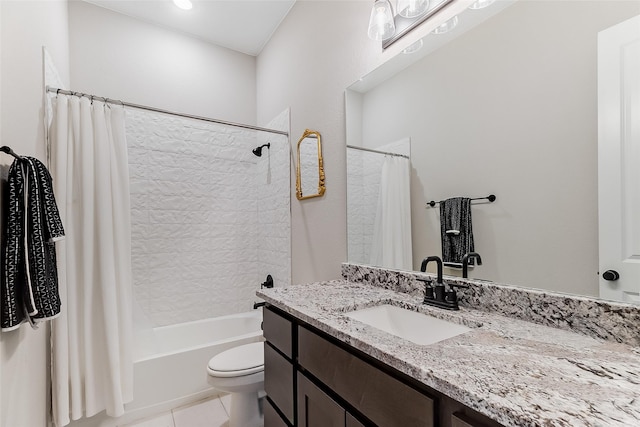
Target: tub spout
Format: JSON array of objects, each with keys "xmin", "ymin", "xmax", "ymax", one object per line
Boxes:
[{"xmin": 253, "ymin": 301, "xmax": 265, "ymax": 309}]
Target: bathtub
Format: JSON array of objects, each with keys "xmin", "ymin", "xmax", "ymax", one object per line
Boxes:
[
  {"xmin": 70, "ymin": 310, "xmax": 263, "ymax": 427},
  {"xmin": 129, "ymin": 310, "xmax": 264, "ymax": 412}
]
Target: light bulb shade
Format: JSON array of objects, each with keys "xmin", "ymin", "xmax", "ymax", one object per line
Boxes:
[
  {"xmin": 402, "ymin": 39, "xmax": 424, "ymax": 54},
  {"xmin": 368, "ymin": 0, "xmax": 396, "ymax": 41},
  {"xmin": 397, "ymin": 0, "xmax": 430, "ymax": 18},
  {"xmin": 432, "ymin": 15, "xmax": 458, "ymax": 34},
  {"xmin": 468, "ymin": 0, "xmax": 495, "ymax": 10},
  {"xmin": 173, "ymin": 0, "xmax": 192, "ymax": 10}
]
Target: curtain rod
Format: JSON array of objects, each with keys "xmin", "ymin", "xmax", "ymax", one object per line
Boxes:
[
  {"xmin": 46, "ymin": 86, "xmax": 289, "ymax": 137},
  {"xmin": 346, "ymin": 144, "xmax": 410, "ymax": 159}
]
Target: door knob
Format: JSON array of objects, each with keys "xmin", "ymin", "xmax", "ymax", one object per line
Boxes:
[{"xmin": 602, "ymin": 270, "xmax": 620, "ymax": 281}]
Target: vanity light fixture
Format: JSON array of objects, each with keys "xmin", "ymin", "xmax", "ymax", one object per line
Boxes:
[
  {"xmin": 468, "ymin": 0, "xmax": 496, "ymax": 10},
  {"xmin": 432, "ymin": 15, "xmax": 459, "ymax": 34},
  {"xmin": 173, "ymin": 0, "xmax": 193, "ymax": 11},
  {"xmin": 402, "ymin": 38, "xmax": 424, "ymax": 54},
  {"xmin": 397, "ymin": 0, "xmax": 430, "ymax": 18},
  {"xmin": 369, "ymin": 0, "xmax": 456, "ymax": 48},
  {"xmin": 368, "ymin": 0, "xmax": 396, "ymax": 41}
]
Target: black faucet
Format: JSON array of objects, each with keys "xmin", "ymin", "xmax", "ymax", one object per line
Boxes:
[
  {"xmin": 253, "ymin": 301, "xmax": 266, "ymax": 309},
  {"xmin": 420, "ymin": 256, "xmax": 443, "ymax": 282},
  {"xmin": 420, "ymin": 256, "xmax": 445, "ymax": 302},
  {"xmin": 462, "ymin": 252, "xmax": 482, "ymax": 279},
  {"xmin": 419, "ymin": 255, "xmax": 465, "ymax": 311}
]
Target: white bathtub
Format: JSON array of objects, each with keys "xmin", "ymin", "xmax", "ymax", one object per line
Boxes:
[
  {"xmin": 130, "ymin": 310, "xmax": 264, "ymax": 411},
  {"xmin": 71, "ymin": 310, "xmax": 263, "ymax": 427}
]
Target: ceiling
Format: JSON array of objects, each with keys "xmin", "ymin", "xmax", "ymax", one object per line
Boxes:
[{"xmin": 82, "ymin": 0, "xmax": 297, "ymax": 56}]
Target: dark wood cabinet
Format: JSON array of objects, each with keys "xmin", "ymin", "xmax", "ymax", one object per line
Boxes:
[
  {"xmin": 264, "ymin": 342, "xmax": 294, "ymax": 425},
  {"xmin": 346, "ymin": 413, "xmax": 366, "ymax": 427},
  {"xmin": 263, "ymin": 306, "xmax": 503, "ymax": 427},
  {"xmin": 298, "ymin": 326, "xmax": 434, "ymax": 427},
  {"xmin": 265, "ymin": 398, "xmax": 289, "ymax": 427},
  {"xmin": 297, "ymin": 372, "xmax": 345, "ymax": 427},
  {"xmin": 451, "ymin": 412, "xmax": 489, "ymax": 427},
  {"xmin": 263, "ymin": 306, "xmax": 293, "ymax": 358}
]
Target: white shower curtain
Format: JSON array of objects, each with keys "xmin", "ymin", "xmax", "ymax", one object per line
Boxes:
[
  {"xmin": 370, "ymin": 156, "xmax": 413, "ymax": 270},
  {"xmin": 49, "ymin": 95, "xmax": 133, "ymax": 426}
]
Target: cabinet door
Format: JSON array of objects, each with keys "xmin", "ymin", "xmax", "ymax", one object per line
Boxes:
[
  {"xmin": 298, "ymin": 372, "xmax": 345, "ymax": 427},
  {"xmin": 265, "ymin": 343, "xmax": 294, "ymax": 424},
  {"xmin": 346, "ymin": 413, "xmax": 366, "ymax": 427},
  {"xmin": 265, "ymin": 398, "xmax": 289, "ymax": 427}
]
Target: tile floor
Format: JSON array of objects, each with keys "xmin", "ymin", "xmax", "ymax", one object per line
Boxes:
[{"xmin": 122, "ymin": 394, "xmax": 232, "ymax": 427}]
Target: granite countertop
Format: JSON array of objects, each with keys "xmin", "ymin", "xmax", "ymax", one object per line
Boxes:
[{"xmin": 257, "ymin": 280, "xmax": 640, "ymax": 427}]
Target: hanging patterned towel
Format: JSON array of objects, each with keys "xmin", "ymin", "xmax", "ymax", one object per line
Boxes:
[
  {"xmin": 440, "ymin": 197, "xmax": 474, "ymax": 268},
  {"xmin": 2, "ymin": 156, "xmax": 65, "ymax": 331}
]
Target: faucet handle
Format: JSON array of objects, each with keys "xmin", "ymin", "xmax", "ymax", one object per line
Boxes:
[{"xmin": 417, "ymin": 278, "xmax": 435, "ymax": 301}]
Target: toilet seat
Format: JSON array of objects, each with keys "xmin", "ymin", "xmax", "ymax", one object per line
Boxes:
[{"xmin": 207, "ymin": 342, "xmax": 264, "ymax": 378}]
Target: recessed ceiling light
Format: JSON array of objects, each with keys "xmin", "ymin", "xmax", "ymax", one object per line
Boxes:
[{"xmin": 173, "ymin": 0, "xmax": 193, "ymax": 11}]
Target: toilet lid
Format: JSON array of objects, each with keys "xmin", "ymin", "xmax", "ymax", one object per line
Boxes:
[{"xmin": 208, "ymin": 342, "xmax": 264, "ymax": 375}]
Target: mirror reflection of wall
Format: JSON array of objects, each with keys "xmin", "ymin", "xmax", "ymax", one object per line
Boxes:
[
  {"xmin": 300, "ymin": 136, "xmax": 321, "ymax": 196},
  {"xmin": 346, "ymin": 0, "xmax": 640, "ymax": 297}
]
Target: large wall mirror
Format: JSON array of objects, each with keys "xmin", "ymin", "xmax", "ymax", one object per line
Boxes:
[{"xmin": 346, "ymin": 0, "xmax": 640, "ymax": 301}]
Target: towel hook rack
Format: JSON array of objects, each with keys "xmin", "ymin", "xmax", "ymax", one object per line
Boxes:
[
  {"xmin": 427, "ymin": 194, "xmax": 496, "ymax": 208},
  {"xmin": 0, "ymin": 146, "xmax": 22, "ymax": 160}
]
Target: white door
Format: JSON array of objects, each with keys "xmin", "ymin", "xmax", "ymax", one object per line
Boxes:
[{"xmin": 598, "ymin": 14, "xmax": 640, "ymax": 303}]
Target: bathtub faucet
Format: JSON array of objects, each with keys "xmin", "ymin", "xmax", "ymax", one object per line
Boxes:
[{"xmin": 253, "ymin": 301, "xmax": 265, "ymax": 309}]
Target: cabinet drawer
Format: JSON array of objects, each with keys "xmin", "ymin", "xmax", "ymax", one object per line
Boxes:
[
  {"xmin": 264, "ymin": 307, "xmax": 293, "ymax": 358},
  {"xmin": 264, "ymin": 343, "xmax": 294, "ymax": 424},
  {"xmin": 297, "ymin": 372, "xmax": 345, "ymax": 427},
  {"xmin": 299, "ymin": 326, "xmax": 434, "ymax": 427},
  {"xmin": 264, "ymin": 397, "xmax": 289, "ymax": 427}
]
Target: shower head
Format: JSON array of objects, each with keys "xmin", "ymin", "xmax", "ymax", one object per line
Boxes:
[{"xmin": 252, "ymin": 143, "xmax": 270, "ymax": 157}]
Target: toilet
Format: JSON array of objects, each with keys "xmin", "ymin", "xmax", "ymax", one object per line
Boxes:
[{"xmin": 207, "ymin": 341, "xmax": 265, "ymax": 427}]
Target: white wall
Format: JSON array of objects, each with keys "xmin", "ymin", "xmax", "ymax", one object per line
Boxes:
[
  {"xmin": 358, "ymin": 0, "xmax": 640, "ymax": 296},
  {"xmin": 68, "ymin": 1, "xmax": 256, "ymax": 125},
  {"xmin": 0, "ymin": 1, "xmax": 70, "ymax": 425},
  {"xmin": 256, "ymin": 0, "xmax": 468, "ymax": 284},
  {"xmin": 256, "ymin": 1, "xmax": 378, "ymax": 284}
]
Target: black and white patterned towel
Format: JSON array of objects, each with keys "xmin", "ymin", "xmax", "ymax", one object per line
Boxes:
[
  {"xmin": 440, "ymin": 197, "xmax": 474, "ymax": 268},
  {"xmin": 2, "ymin": 156, "xmax": 65, "ymax": 331}
]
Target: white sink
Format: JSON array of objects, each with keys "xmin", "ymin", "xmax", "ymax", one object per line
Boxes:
[{"xmin": 344, "ymin": 304, "xmax": 472, "ymax": 346}]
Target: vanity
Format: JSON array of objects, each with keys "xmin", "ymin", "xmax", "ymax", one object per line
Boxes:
[{"xmin": 258, "ymin": 264, "xmax": 640, "ymax": 427}]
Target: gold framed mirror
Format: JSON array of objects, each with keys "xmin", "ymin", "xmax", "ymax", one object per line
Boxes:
[{"xmin": 295, "ymin": 129, "xmax": 326, "ymax": 200}]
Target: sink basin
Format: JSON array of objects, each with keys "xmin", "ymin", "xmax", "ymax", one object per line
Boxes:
[{"xmin": 344, "ymin": 304, "xmax": 471, "ymax": 346}]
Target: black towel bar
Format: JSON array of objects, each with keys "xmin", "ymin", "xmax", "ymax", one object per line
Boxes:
[
  {"xmin": 0, "ymin": 146, "xmax": 22, "ymax": 160},
  {"xmin": 427, "ymin": 194, "xmax": 496, "ymax": 208}
]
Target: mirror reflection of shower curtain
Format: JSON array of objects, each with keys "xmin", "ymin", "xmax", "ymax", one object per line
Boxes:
[{"xmin": 370, "ymin": 156, "xmax": 413, "ymax": 270}]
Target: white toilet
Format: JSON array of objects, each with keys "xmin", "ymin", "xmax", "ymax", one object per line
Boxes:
[{"xmin": 207, "ymin": 341, "xmax": 265, "ymax": 427}]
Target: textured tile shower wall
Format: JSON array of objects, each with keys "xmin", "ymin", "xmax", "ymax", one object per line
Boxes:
[
  {"xmin": 257, "ymin": 109, "xmax": 291, "ymax": 293},
  {"xmin": 127, "ymin": 108, "xmax": 290, "ymax": 327},
  {"xmin": 347, "ymin": 150, "xmax": 383, "ymax": 265}
]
